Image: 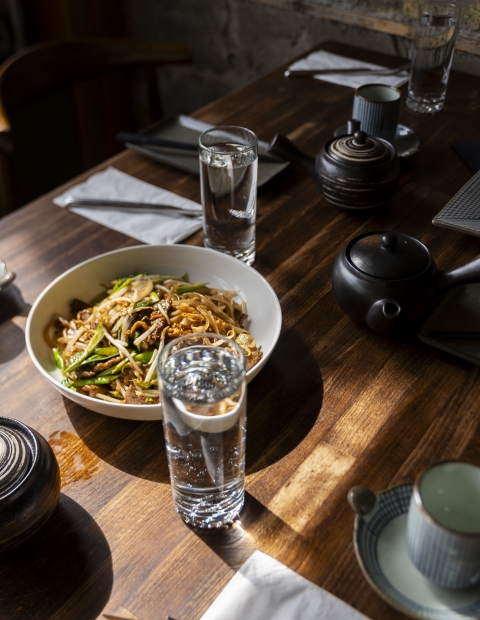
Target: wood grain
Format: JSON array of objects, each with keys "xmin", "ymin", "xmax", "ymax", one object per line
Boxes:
[{"xmin": 0, "ymin": 41, "xmax": 479, "ymax": 620}]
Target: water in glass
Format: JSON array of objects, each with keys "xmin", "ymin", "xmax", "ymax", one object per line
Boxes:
[
  {"xmin": 160, "ymin": 345, "xmax": 246, "ymax": 528},
  {"xmin": 200, "ymin": 143, "xmax": 257, "ymax": 266},
  {"xmin": 407, "ymin": 11, "xmax": 459, "ymax": 113}
]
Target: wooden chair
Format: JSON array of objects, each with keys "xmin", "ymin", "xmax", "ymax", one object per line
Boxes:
[{"xmin": 0, "ymin": 38, "xmax": 192, "ymax": 215}]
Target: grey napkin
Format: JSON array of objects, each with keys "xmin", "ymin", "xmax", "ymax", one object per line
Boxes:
[
  {"xmin": 287, "ymin": 50, "xmax": 409, "ymax": 89},
  {"xmin": 54, "ymin": 167, "xmax": 202, "ymax": 244}
]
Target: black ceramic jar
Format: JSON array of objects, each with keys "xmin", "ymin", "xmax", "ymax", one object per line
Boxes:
[
  {"xmin": 0, "ymin": 416, "xmax": 60, "ymax": 550},
  {"xmin": 267, "ymin": 121, "xmax": 400, "ymax": 211},
  {"xmin": 317, "ymin": 129, "xmax": 400, "ymax": 210}
]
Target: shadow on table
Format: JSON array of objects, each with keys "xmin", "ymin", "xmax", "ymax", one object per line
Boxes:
[
  {"xmin": 65, "ymin": 402, "xmax": 170, "ymax": 484},
  {"xmin": 246, "ymin": 327, "xmax": 323, "ymax": 474},
  {"xmin": 194, "ymin": 492, "xmax": 308, "ymax": 572},
  {"xmin": 0, "ymin": 493, "xmax": 113, "ymax": 620},
  {"xmin": 0, "ymin": 283, "xmax": 31, "ymax": 364},
  {"xmin": 65, "ymin": 327, "xmax": 322, "ymax": 484}
]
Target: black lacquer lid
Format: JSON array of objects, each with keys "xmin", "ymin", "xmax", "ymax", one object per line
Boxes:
[
  {"xmin": 349, "ymin": 232, "xmax": 429, "ymax": 279},
  {"xmin": 0, "ymin": 421, "xmax": 33, "ymax": 498},
  {"xmin": 328, "ymin": 130, "xmax": 391, "ymax": 166}
]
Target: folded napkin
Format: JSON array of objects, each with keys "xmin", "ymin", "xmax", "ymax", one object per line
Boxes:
[
  {"xmin": 199, "ymin": 551, "xmax": 370, "ymax": 620},
  {"xmin": 53, "ymin": 167, "xmax": 202, "ymax": 244},
  {"xmin": 287, "ymin": 50, "xmax": 409, "ymax": 89}
]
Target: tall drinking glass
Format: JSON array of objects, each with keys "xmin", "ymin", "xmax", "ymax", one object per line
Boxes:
[
  {"xmin": 199, "ymin": 126, "xmax": 258, "ymax": 266},
  {"xmin": 158, "ymin": 333, "xmax": 247, "ymax": 528},
  {"xmin": 406, "ymin": 2, "xmax": 460, "ymax": 114}
]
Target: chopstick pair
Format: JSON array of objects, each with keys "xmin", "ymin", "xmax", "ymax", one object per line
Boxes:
[
  {"xmin": 64, "ymin": 197, "xmax": 202, "ymax": 218},
  {"xmin": 116, "ymin": 132, "xmax": 284, "ymax": 164},
  {"xmin": 103, "ymin": 615, "xmax": 179, "ymax": 620},
  {"xmin": 284, "ymin": 61, "xmax": 410, "ymax": 78}
]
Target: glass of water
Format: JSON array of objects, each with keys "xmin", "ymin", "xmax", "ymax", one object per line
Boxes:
[
  {"xmin": 158, "ymin": 333, "xmax": 247, "ymax": 528},
  {"xmin": 406, "ymin": 2, "xmax": 460, "ymax": 114},
  {"xmin": 199, "ymin": 126, "xmax": 258, "ymax": 266}
]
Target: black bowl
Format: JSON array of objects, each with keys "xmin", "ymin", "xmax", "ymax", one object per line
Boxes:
[{"xmin": 0, "ymin": 416, "xmax": 60, "ymax": 550}]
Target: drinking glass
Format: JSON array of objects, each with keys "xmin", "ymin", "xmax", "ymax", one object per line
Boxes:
[
  {"xmin": 158, "ymin": 333, "xmax": 247, "ymax": 528},
  {"xmin": 406, "ymin": 2, "xmax": 460, "ymax": 114},
  {"xmin": 199, "ymin": 126, "xmax": 258, "ymax": 266}
]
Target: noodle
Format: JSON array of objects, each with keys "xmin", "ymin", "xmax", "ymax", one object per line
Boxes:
[{"xmin": 48, "ymin": 273, "xmax": 262, "ymax": 405}]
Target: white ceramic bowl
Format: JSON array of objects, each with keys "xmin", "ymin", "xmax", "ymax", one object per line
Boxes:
[{"xmin": 26, "ymin": 245, "xmax": 282, "ymax": 421}]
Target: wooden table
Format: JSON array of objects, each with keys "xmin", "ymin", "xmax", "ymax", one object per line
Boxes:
[{"xmin": 1, "ymin": 41, "xmax": 480, "ymax": 620}]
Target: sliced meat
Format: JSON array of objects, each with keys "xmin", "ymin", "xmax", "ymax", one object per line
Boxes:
[
  {"xmin": 75, "ymin": 355, "xmax": 123, "ymax": 379},
  {"xmin": 246, "ymin": 349, "xmax": 263, "ymax": 371},
  {"xmin": 123, "ymin": 385, "xmax": 149, "ymax": 405},
  {"xmin": 234, "ymin": 307, "xmax": 248, "ymax": 327},
  {"xmin": 70, "ymin": 298, "xmax": 90, "ymax": 315},
  {"xmin": 81, "ymin": 385, "xmax": 109, "ymax": 398},
  {"xmin": 77, "ymin": 308, "xmax": 93, "ymax": 322},
  {"xmin": 150, "ymin": 299, "xmax": 172, "ymax": 321},
  {"xmin": 145, "ymin": 317, "xmax": 167, "ymax": 345}
]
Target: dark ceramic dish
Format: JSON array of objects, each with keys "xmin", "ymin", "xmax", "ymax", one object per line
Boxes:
[
  {"xmin": 268, "ymin": 120, "xmax": 400, "ymax": 210},
  {"xmin": 0, "ymin": 416, "xmax": 60, "ymax": 550}
]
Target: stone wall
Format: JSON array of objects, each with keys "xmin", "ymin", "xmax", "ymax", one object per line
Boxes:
[{"xmin": 123, "ymin": 0, "xmax": 480, "ymax": 118}]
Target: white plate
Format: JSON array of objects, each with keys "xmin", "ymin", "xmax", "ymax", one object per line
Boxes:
[
  {"xmin": 26, "ymin": 245, "xmax": 282, "ymax": 421},
  {"xmin": 353, "ymin": 484, "xmax": 480, "ymax": 619}
]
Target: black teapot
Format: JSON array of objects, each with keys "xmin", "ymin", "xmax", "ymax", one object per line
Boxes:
[
  {"xmin": 268, "ymin": 120, "xmax": 400, "ymax": 210},
  {"xmin": 332, "ymin": 231, "xmax": 480, "ymax": 334}
]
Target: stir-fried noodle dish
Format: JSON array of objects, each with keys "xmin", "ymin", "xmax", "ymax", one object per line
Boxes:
[{"xmin": 45, "ymin": 273, "xmax": 262, "ymax": 405}]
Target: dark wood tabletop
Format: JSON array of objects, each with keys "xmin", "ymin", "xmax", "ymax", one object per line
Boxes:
[{"xmin": 1, "ymin": 40, "xmax": 480, "ymax": 620}]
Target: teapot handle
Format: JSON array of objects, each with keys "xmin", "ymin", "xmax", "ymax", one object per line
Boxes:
[
  {"xmin": 437, "ymin": 256, "xmax": 480, "ymax": 293},
  {"xmin": 267, "ymin": 133, "xmax": 316, "ymax": 179}
]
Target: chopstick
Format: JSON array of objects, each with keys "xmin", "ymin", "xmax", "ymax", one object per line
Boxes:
[
  {"xmin": 284, "ymin": 62, "xmax": 410, "ymax": 78},
  {"xmin": 426, "ymin": 330, "xmax": 480, "ymax": 340},
  {"xmin": 116, "ymin": 132, "xmax": 285, "ymax": 164},
  {"xmin": 64, "ymin": 198, "xmax": 202, "ymax": 218}
]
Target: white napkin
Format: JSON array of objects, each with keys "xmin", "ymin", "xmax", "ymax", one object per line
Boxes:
[
  {"xmin": 53, "ymin": 167, "xmax": 202, "ymax": 244},
  {"xmin": 199, "ymin": 551, "xmax": 370, "ymax": 620},
  {"xmin": 287, "ymin": 50, "xmax": 409, "ymax": 89}
]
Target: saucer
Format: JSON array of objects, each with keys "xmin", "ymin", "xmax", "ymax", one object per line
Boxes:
[
  {"xmin": 353, "ymin": 483, "xmax": 480, "ymax": 619},
  {"xmin": 334, "ymin": 123, "xmax": 420, "ymax": 157}
]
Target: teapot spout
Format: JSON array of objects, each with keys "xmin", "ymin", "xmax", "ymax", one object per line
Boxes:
[
  {"xmin": 365, "ymin": 299, "xmax": 402, "ymax": 334},
  {"xmin": 268, "ymin": 133, "xmax": 316, "ymax": 179}
]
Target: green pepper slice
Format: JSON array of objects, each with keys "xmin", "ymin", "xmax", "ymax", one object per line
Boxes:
[
  {"xmin": 175, "ymin": 282, "xmax": 209, "ymax": 294},
  {"xmin": 73, "ymin": 374, "xmax": 120, "ymax": 387},
  {"xmin": 52, "ymin": 348, "xmax": 64, "ymax": 371},
  {"xmin": 65, "ymin": 324, "xmax": 105, "ymax": 372}
]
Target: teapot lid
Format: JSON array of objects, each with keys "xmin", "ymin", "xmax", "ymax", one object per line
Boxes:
[
  {"xmin": 328, "ymin": 130, "xmax": 391, "ymax": 166},
  {"xmin": 348, "ymin": 231, "xmax": 429, "ymax": 279},
  {"xmin": 0, "ymin": 421, "xmax": 33, "ymax": 498}
]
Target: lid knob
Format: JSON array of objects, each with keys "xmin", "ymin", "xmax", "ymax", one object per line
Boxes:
[
  {"xmin": 353, "ymin": 131, "xmax": 368, "ymax": 145},
  {"xmin": 381, "ymin": 232, "xmax": 398, "ymax": 250}
]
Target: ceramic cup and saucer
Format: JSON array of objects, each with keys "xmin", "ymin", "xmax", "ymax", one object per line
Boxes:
[
  {"xmin": 334, "ymin": 83, "xmax": 420, "ymax": 157},
  {"xmin": 348, "ymin": 462, "xmax": 480, "ymax": 619}
]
